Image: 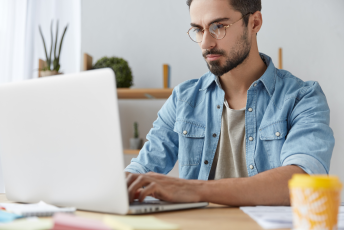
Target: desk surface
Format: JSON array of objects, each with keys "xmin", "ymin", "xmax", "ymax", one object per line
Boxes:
[{"xmin": 0, "ymin": 194, "xmax": 290, "ymax": 230}]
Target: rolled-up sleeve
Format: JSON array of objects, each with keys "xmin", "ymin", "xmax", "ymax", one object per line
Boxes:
[
  {"xmin": 124, "ymin": 88, "xmax": 179, "ymax": 174},
  {"xmin": 125, "ymin": 161, "xmax": 151, "ymax": 174},
  {"xmin": 281, "ymin": 82, "xmax": 335, "ymax": 174}
]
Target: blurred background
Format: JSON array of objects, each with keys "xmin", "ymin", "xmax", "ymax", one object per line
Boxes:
[{"xmin": 0, "ymin": 0, "xmax": 343, "ymax": 198}]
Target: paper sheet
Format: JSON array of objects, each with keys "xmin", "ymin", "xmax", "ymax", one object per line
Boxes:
[{"xmin": 240, "ymin": 206, "xmax": 344, "ymax": 229}]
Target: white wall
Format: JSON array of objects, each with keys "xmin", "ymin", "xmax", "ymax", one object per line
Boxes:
[{"xmin": 81, "ymin": 0, "xmax": 344, "ymax": 190}]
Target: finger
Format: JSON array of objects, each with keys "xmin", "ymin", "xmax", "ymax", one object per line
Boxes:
[
  {"xmin": 126, "ymin": 173, "xmax": 139, "ymax": 188},
  {"xmin": 133, "ymin": 188, "xmax": 143, "ymax": 200},
  {"xmin": 128, "ymin": 175, "xmax": 151, "ymax": 203},
  {"xmin": 138, "ymin": 182, "xmax": 158, "ymax": 202},
  {"xmin": 125, "ymin": 171, "xmax": 131, "ymax": 178}
]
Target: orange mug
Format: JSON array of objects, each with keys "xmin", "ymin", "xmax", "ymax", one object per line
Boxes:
[{"xmin": 289, "ymin": 174, "xmax": 342, "ymax": 230}]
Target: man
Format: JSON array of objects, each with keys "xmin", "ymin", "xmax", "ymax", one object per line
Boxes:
[{"xmin": 125, "ymin": 0, "xmax": 334, "ymax": 206}]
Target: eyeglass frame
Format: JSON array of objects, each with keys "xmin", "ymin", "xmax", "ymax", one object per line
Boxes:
[{"xmin": 186, "ymin": 12, "xmax": 253, "ymax": 43}]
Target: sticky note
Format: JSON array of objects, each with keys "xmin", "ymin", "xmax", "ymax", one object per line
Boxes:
[
  {"xmin": 0, "ymin": 217, "xmax": 52, "ymax": 230},
  {"xmin": 103, "ymin": 215, "xmax": 180, "ymax": 230},
  {"xmin": 52, "ymin": 213, "xmax": 111, "ymax": 230},
  {"xmin": 0, "ymin": 210, "xmax": 22, "ymax": 223}
]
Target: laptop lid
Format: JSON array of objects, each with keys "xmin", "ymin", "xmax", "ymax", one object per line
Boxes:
[{"xmin": 0, "ymin": 69, "xmax": 129, "ymax": 214}]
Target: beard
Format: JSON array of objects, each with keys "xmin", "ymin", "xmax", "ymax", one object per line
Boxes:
[{"xmin": 203, "ymin": 28, "xmax": 251, "ymax": 77}]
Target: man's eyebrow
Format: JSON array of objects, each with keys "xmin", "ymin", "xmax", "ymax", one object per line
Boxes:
[{"xmin": 190, "ymin": 17, "xmax": 230, "ymax": 28}]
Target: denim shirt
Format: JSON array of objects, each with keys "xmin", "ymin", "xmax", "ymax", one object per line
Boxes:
[{"xmin": 125, "ymin": 53, "xmax": 335, "ymax": 180}]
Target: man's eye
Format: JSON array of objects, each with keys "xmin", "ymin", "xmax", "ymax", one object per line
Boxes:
[
  {"xmin": 193, "ymin": 28, "xmax": 202, "ymax": 33},
  {"xmin": 216, "ymin": 24, "xmax": 224, "ymax": 29}
]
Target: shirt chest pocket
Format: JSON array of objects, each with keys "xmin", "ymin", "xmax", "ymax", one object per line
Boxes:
[
  {"xmin": 259, "ymin": 120, "xmax": 288, "ymax": 167},
  {"xmin": 173, "ymin": 120, "xmax": 205, "ymax": 166}
]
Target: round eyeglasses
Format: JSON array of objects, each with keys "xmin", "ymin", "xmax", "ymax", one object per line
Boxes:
[{"xmin": 187, "ymin": 13, "xmax": 252, "ymax": 43}]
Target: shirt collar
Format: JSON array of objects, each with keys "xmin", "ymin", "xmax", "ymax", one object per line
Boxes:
[
  {"xmin": 199, "ymin": 53, "xmax": 276, "ymax": 97},
  {"xmin": 257, "ymin": 53, "xmax": 276, "ymax": 97},
  {"xmin": 199, "ymin": 72, "xmax": 216, "ymax": 91}
]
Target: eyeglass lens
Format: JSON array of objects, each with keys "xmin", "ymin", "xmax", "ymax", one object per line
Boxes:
[{"xmin": 188, "ymin": 23, "xmax": 226, "ymax": 43}]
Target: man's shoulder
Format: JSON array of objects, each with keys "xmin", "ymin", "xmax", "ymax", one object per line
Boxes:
[{"xmin": 274, "ymin": 69, "xmax": 322, "ymax": 100}]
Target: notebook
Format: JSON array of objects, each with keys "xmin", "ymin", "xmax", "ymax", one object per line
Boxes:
[{"xmin": 0, "ymin": 201, "xmax": 75, "ymax": 217}]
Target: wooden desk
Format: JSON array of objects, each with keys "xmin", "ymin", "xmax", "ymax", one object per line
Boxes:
[{"xmin": 0, "ymin": 194, "xmax": 290, "ymax": 230}]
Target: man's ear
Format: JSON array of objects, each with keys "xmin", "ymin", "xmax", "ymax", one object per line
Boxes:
[{"xmin": 251, "ymin": 11, "xmax": 263, "ymax": 34}]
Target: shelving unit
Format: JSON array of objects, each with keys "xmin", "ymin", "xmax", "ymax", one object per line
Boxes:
[
  {"xmin": 82, "ymin": 53, "xmax": 172, "ymax": 155},
  {"xmin": 120, "ymin": 89, "xmax": 172, "ymax": 154},
  {"xmin": 124, "ymin": 149, "xmax": 141, "ymax": 155},
  {"xmin": 117, "ymin": 88, "xmax": 172, "ymax": 99}
]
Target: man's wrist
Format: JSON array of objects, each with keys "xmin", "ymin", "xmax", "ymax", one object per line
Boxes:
[{"xmin": 190, "ymin": 179, "xmax": 209, "ymax": 202}]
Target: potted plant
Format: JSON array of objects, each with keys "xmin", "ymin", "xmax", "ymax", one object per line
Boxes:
[
  {"xmin": 39, "ymin": 20, "xmax": 68, "ymax": 77},
  {"xmin": 130, "ymin": 122, "xmax": 142, "ymax": 149},
  {"xmin": 92, "ymin": 56, "xmax": 133, "ymax": 88}
]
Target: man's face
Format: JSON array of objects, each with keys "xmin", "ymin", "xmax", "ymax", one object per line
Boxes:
[{"xmin": 189, "ymin": 0, "xmax": 252, "ymax": 76}]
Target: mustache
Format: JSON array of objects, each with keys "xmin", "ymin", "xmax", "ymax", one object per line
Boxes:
[{"xmin": 202, "ymin": 49, "xmax": 226, "ymax": 58}]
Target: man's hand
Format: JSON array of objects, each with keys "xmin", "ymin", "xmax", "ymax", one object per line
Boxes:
[
  {"xmin": 126, "ymin": 172, "xmax": 202, "ymax": 203},
  {"xmin": 125, "ymin": 165, "xmax": 305, "ymax": 206}
]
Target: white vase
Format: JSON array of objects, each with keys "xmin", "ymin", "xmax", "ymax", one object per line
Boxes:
[
  {"xmin": 130, "ymin": 138, "xmax": 142, "ymax": 149},
  {"xmin": 40, "ymin": 70, "xmax": 61, "ymax": 77}
]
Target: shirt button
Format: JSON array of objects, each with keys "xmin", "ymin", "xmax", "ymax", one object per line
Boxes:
[
  {"xmin": 254, "ymin": 83, "xmax": 257, "ymax": 87},
  {"xmin": 183, "ymin": 130, "xmax": 187, "ymax": 135},
  {"xmin": 204, "ymin": 160, "xmax": 209, "ymax": 165},
  {"xmin": 217, "ymin": 105, "xmax": 220, "ymax": 109},
  {"xmin": 250, "ymin": 165, "xmax": 254, "ymax": 169},
  {"xmin": 249, "ymin": 136, "xmax": 254, "ymax": 141},
  {"xmin": 213, "ymin": 133, "xmax": 217, "ymax": 138},
  {"xmin": 248, "ymin": 108, "xmax": 253, "ymax": 112},
  {"xmin": 275, "ymin": 132, "xmax": 280, "ymax": 137}
]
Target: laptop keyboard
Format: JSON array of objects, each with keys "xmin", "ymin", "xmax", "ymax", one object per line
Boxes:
[
  {"xmin": 130, "ymin": 196, "xmax": 170, "ymax": 206},
  {"xmin": 129, "ymin": 196, "xmax": 208, "ymax": 214},
  {"xmin": 131, "ymin": 201, "xmax": 159, "ymax": 205}
]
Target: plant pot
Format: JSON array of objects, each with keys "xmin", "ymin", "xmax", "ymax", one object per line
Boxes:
[
  {"xmin": 130, "ymin": 138, "xmax": 142, "ymax": 150},
  {"xmin": 40, "ymin": 70, "xmax": 62, "ymax": 77}
]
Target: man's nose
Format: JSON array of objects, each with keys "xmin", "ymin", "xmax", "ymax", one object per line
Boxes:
[{"xmin": 200, "ymin": 30, "xmax": 216, "ymax": 50}]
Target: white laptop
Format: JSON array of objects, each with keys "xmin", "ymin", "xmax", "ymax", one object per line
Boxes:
[{"xmin": 0, "ymin": 69, "xmax": 208, "ymax": 214}]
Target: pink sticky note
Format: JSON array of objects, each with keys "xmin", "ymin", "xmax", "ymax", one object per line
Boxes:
[{"xmin": 52, "ymin": 213, "xmax": 112, "ymax": 230}]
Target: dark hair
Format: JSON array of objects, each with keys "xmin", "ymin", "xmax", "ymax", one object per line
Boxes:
[{"xmin": 186, "ymin": 0, "xmax": 261, "ymax": 27}]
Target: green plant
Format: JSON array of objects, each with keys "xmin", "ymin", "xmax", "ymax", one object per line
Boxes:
[
  {"xmin": 133, "ymin": 122, "xmax": 139, "ymax": 138},
  {"xmin": 39, "ymin": 20, "xmax": 68, "ymax": 72},
  {"xmin": 92, "ymin": 56, "xmax": 133, "ymax": 88}
]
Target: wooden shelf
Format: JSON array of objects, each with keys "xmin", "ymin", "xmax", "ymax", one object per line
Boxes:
[
  {"xmin": 82, "ymin": 53, "xmax": 173, "ymax": 99},
  {"xmin": 117, "ymin": 88, "xmax": 172, "ymax": 99},
  {"xmin": 124, "ymin": 149, "xmax": 140, "ymax": 154}
]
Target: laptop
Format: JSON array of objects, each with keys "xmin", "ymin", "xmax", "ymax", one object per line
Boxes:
[{"xmin": 0, "ymin": 69, "xmax": 208, "ymax": 214}]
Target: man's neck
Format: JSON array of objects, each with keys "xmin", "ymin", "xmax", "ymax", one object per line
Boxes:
[{"xmin": 218, "ymin": 49, "xmax": 267, "ymax": 110}]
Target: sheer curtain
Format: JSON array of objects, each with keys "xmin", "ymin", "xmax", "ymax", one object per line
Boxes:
[
  {"xmin": 0, "ymin": 0, "xmax": 81, "ymax": 83},
  {"xmin": 0, "ymin": 0, "xmax": 81, "ymax": 193},
  {"xmin": 0, "ymin": 0, "xmax": 30, "ymax": 84}
]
